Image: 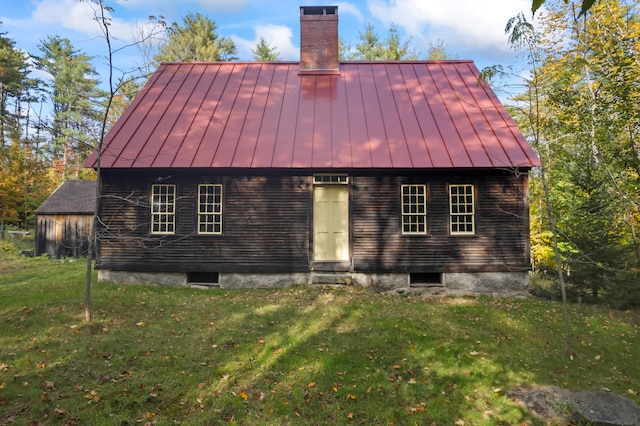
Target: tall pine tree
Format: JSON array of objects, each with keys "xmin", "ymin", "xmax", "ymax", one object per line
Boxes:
[
  {"xmin": 251, "ymin": 37, "xmax": 280, "ymax": 61},
  {"xmin": 345, "ymin": 23, "xmax": 417, "ymax": 60},
  {"xmin": 35, "ymin": 36, "xmax": 104, "ymax": 180},
  {"xmin": 0, "ymin": 21, "xmax": 30, "ymax": 149},
  {"xmin": 155, "ymin": 13, "xmax": 238, "ymax": 63}
]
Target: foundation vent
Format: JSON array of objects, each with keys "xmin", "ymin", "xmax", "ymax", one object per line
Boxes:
[
  {"xmin": 410, "ymin": 272, "xmax": 443, "ymax": 287},
  {"xmin": 187, "ymin": 272, "xmax": 220, "ymax": 288}
]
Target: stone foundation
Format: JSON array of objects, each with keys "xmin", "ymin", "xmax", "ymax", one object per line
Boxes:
[
  {"xmin": 98, "ymin": 270, "xmax": 187, "ymax": 287},
  {"xmin": 98, "ymin": 270, "xmax": 308, "ymax": 289},
  {"xmin": 98, "ymin": 270, "xmax": 529, "ymax": 296},
  {"xmin": 222, "ymin": 273, "xmax": 308, "ymax": 289},
  {"xmin": 444, "ymin": 272, "xmax": 529, "ymax": 293},
  {"xmin": 350, "ymin": 273, "xmax": 408, "ymax": 291}
]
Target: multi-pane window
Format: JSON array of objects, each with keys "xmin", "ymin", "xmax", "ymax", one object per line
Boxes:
[
  {"xmin": 198, "ymin": 184, "xmax": 223, "ymax": 234},
  {"xmin": 449, "ymin": 184, "xmax": 475, "ymax": 234},
  {"xmin": 151, "ymin": 184, "xmax": 176, "ymax": 234},
  {"xmin": 313, "ymin": 175, "xmax": 348, "ymax": 184},
  {"xmin": 401, "ymin": 184, "xmax": 427, "ymax": 235}
]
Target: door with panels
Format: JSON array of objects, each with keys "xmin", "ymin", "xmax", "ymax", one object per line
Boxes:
[{"xmin": 312, "ymin": 175, "xmax": 349, "ymax": 264}]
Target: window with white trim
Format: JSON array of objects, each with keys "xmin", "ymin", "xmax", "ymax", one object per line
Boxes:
[
  {"xmin": 449, "ymin": 184, "xmax": 475, "ymax": 234},
  {"xmin": 198, "ymin": 184, "xmax": 223, "ymax": 234},
  {"xmin": 401, "ymin": 184, "xmax": 427, "ymax": 235},
  {"xmin": 151, "ymin": 184, "xmax": 176, "ymax": 234}
]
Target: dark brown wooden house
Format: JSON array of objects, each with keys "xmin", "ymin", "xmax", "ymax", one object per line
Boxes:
[
  {"xmin": 35, "ymin": 180, "xmax": 96, "ymax": 258},
  {"xmin": 84, "ymin": 6, "xmax": 540, "ymax": 293}
]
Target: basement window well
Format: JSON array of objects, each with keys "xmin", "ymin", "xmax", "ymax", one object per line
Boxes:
[
  {"xmin": 410, "ymin": 272, "xmax": 443, "ymax": 287},
  {"xmin": 187, "ymin": 272, "xmax": 219, "ymax": 285}
]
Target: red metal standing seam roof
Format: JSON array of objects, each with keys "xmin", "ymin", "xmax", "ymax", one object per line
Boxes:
[{"xmin": 85, "ymin": 60, "xmax": 540, "ymax": 169}]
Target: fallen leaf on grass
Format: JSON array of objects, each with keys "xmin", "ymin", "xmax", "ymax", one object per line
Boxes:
[
  {"xmin": 408, "ymin": 404, "xmax": 426, "ymax": 413},
  {"xmin": 238, "ymin": 391, "xmax": 248, "ymax": 400},
  {"xmin": 347, "ymin": 412, "xmax": 355, "ymax": 420},
  {"xmin": 84, "ymin": 391, "xmax": 100, "ymax": 404},
  {"xmin": 0, "ymin": 363, "xmax": 8, "ymax": 371}
]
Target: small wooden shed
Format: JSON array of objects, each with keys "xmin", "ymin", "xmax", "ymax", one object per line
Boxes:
[{"xmin": 35, "ymin": 180, "xmax": 96, "ymax": 258}]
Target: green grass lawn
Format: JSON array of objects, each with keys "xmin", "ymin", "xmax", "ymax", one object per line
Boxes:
[{"xmin": 1, "ymin": 252, "xmax": 638, "ymax": 425}]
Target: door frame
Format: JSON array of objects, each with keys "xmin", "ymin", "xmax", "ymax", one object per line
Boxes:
[{"xmin": 311, "ymin": 174, "xmax": 351, "ymax": 271}]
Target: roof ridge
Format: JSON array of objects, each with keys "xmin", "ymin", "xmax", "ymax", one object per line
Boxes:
[{"xmin": 157, "ymin": 60, "xmax": 476, "ymax": 66}]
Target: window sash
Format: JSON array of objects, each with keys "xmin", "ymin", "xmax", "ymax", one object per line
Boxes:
[
  {"xmin": 198, "ymin": 184, "xmax": 223, "ymax": 235},
  {"xmin": 151, "ymin": 184, "xmax": 176, "ymax": 234},
  {"xmin": 401, "ymin": 184, "xmax": 427, "ymax": 235},
  {"xmin": 449, "ymin": 184, "xmax": 475, "ymax": 234}
]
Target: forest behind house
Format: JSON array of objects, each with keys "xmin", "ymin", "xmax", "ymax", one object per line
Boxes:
[{"xmin": 1, "ymin": 0, "xmax": 639, "ymax": 307}]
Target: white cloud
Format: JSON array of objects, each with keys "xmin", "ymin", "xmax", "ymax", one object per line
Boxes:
[
  {"xmin": 30, "ymin": 0, "xmax": 166, "ymax": 62},
  {"xmin": 32, "ymin": 0, "xmax": 106, "ymax": 37},
  {"xmin": 233, "ymin": 24, "xmax": 297, "ymax": 61},
  {"xmin": 336, "ymin": 2, "xmax": 365, "ymax": 23},
  {"xmin": 31, "ymin": 0, "xmax": 144, "ymax": 44},
  {"xmin": 367, "ymin": 0, "xmax": 530, "ymax": 56},
  {"xmin": 118, "ymin": 0, "xmax": 251, "ymax": 14}
]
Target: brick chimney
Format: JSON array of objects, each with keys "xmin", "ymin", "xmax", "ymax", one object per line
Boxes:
[{"xmin": 300, "ymin": 6, "xmax": 339, "ymax": 74}]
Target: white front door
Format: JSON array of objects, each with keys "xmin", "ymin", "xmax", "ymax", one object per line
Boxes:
[{"xmin": 313, "ymin": 181, "xmax": 349, "ymax": 261}]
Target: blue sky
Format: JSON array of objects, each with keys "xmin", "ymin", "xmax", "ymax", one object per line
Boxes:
[{"xmin": 1, "ymin": 0, "xmax": 532, "ymax": 88}]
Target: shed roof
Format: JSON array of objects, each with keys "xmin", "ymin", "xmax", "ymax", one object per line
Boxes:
[
  {"xmin": 85, "ymin": 61, "xmax": 540, "ymax": 170},
  {"xmin": 35, "ymin": 180, "xmax": 96, "ymax": 215}
]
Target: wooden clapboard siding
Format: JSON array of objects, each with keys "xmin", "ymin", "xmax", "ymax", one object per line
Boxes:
[
  {"xmin": 35, "ymin": 214, "xmax": 93, "ymax": 258},
  {"xmin": 97, "ymin": 169, "xmax": 530, "ymax": 274},
  {"xmin": 97, "ymin": 170, "xmax": 310, "ymax": 272},
  {"xmin": 351, "ymin": 170, "xmax": 530, "ymax": 272}
]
